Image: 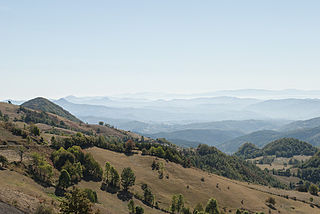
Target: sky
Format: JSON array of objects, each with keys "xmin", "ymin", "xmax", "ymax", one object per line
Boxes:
[{"xmin": 1, "ymin": 0, "xmax": 320, "ymax": 100}]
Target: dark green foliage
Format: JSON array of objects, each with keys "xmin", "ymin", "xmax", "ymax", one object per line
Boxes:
[
  {"xmin": 298, "ymin": 151, "xmax": 320, "ymax": 183},
  {"xmin": 135, "ymin": 206, "xmax": 144, "ymax": 214},
  {"xmin": 61, "ymin": 161, "xmax": 82, "ymax": 183},
  {"xmin": 265, "ymin": 197, "xmax": 276, "ymax": 205},
  {"xmin": 170, "ymin": 194, "xmax": 184, "ymax": 213},
  {"xmin": 59, "ymin": 187, "xmax": 93, "ymax": 214},
  {"xmin": 309, "ymin": 184, "xmax": 319, "ymax": 196},
  {"xmin": 21, "ymin": 97, "xmax": 80, "ymax": 122},
  {"xmin": 58, "ymin": 169, "xmax": 71, "ymax": 189},
  {"xmin": 234, "ymin": 143, "xmax": 259, "ymax": 159},
  {"xmin": 83, "ymin": 153, "xmax": 103, "ymax": 181},
  {"xmin": 20, "ymin": 106, "xmax": 68, "ymax": 129},
  {"xmin": 205, "ymin": 198, "xmax": 219, "ymax": 214},
  {"xmin": 30, "ymin": 125, "xmax": 40, "ymax": 136},
  {"xmin": 30, "ymin": 153, "xmax": 53, "ymax": 185},
  {"xmin": 52, "ymin": 146, "xmax": 101, "ymax": 185},
  {"xmin": 121, "ymin": 167, "xmax": 136, "ymax": 191},
  {"xmin": 189, "ymin": 144, "xmax": 283, "ymax": 188},
  {"xmin": 103, "ymin": 162, "xmax": 120, "ymax": 190},
  {"xmin": 51, "ymin": 147, "xmax": 76, "ymax": 170},
  {"xmin": 235, "ymin": 138, "xmax": 318, "ymax": 159},
  {"xmin": 128, "ymin": 199, "xmax": 135, "ymax": 213},
  {"xmin": 142, "ymin": 185, "xmax": 154, "ymax": 206},
  {"xmin": 84, "ymin": 188, "xmax": 98, "ymax": 203}
]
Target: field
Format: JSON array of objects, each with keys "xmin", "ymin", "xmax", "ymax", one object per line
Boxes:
[{"xmin": 78, "ymin": 147, "xmax": 320, "ymax": 214}]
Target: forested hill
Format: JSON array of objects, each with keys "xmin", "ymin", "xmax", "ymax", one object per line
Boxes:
[
  {"xmin": 298, "ymin": 151, "xmax": 320, "ymax": 184},
  {"xmin": 189, "ymin": 144, "xmax": 283, "ymax": 187},
  {"xmin": 21, "ymin": 97, "xmax": 81, "ymax": 122},
  {"xmin": 235, "ymin": 138, "xmax": 318, "ymax": 159}
]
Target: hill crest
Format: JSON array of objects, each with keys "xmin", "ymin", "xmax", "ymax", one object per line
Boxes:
[{"xmin": 22, "ymin": 97, "xmax": 81, "ymax": 123}]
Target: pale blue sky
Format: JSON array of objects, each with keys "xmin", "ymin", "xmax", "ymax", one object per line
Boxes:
[{"xmin": 1, "ymin": 0, "xmax": 320, "ymax": 100}]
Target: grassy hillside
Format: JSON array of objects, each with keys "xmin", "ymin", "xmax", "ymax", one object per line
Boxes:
[
  {"xmin": 0, "ymin": 101, "xmax": 320, "ymax": 213},
  {"xmin": 22, "ymin": 97, "xmax": 81, "ymax": 123},
  {"xmin": 81, "ymin": 147, "xmax": 320, "ymax": 214},
  {"xmin": 235, "ymin": 138, "xmax": 318, "ymax": 159}
]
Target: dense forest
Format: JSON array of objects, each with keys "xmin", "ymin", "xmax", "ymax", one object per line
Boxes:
[{"xmin": 235, "ymin": 138, "xmax": 318, "ymax": 159}]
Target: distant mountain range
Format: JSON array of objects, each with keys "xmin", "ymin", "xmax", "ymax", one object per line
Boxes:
[
  {"xmin": 146, "ymin": 129, "xmax": 244, "ymax": 148},
  {"xmin": 7, "ymin": 91, "xmax": 320, "ymax": 154}
]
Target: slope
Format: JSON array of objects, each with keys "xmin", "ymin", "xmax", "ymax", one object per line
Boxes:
[
  {"xmin": 22, "ymin": 97, "xmax": 81, "ymax": 122},
  {"xmin": 83, "ymin": 147, "xmax": 320, "ymax": 214}
]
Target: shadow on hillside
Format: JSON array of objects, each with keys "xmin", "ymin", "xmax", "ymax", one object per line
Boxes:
[
  {"xmin": 101, "ymin": 183, "xmax": 119, "ymax": 194},
  {"xmin": 55, "ymin": 188, "xmax": 66, "ymax": 197},
  {"xmin": 124, "ymin": 152, "xmax": 136, "ymax": 157},
  {"xmin": 117, "ymin": 190, "xmax": 133, "ymax": 201}
]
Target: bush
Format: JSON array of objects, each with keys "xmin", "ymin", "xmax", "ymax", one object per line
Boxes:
[
  {"xmin": 265, "ymin": 197, "xmax": 276, "ymax": 205},
  {"xmin": 135, "ymin": 206, "xmax": 144, "ymax": 214},
  {"xmin": 309, "ymin": 184, "xmax": 319, "ymax": 196}
]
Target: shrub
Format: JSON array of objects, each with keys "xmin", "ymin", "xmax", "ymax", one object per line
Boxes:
[
  {"xmin": 265, "ymin": 197, "xmax": 276, "ymax": 205},
  {"xmin": 309, "ymin": 184, "xmax": 319, "ymax": 196}
]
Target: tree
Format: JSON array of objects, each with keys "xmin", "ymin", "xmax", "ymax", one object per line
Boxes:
[
  {"xmin": 309, "ymin": 184, "xmax": 319, "ymax": 196},
  {"xmin": 125, "ymin": 140, "xmax": 135, "ymax": 154},
  {"xmin": 128, "ymin": 199, "xmax": 135, "ymax": 214},
  {"xmin": 110, "ymin": 166, "xmax": 120, "ymax": 188},
  {"xmin": 143, "ymin": 187, "xmax": 154, "ymax": 206},
  {"xmin": 265, "ymin": 197, "xmax": 276, "ymax": 205},
  {"xmin": 60, "ymin": 187, "xmax": 93, "ymax": 214},
  {"xmin": 236, "ymin": 210, "xmax": 242, "ymax": 214},
  {"xmin": 30, "ymin": 125, "xmax": 40, "ymax": 136},
  {"xmin": 176, "ymin": 194, "xmax": 184, "ymax": 213},
  {"xmin": 98, "ymin": 121, "xmax": 104, "ymax": 126},
  {"xmin": 205, "ymin": 198, "xmax": 219, "ymax": 214},
  {"xmin": 83, "ymin": 154, "xmax": 103, "ymax": 181},
  {"xmin": 121, "ymin": 167, "xmax": 136, "ymax": 191},
  {"xmin": 84, "ymin": 188, "xmax": 98, "ymax": 203},
  {"xmin": 171, "ymin": 194, "xmax": 184, "ymax": 213},
  {"xmin": 58, "ymin": 169, "xmax": 71, "ymax": 189},
  {"xmin": 135, "ymin": 206, "xmax": 144, "ymax": 214}
]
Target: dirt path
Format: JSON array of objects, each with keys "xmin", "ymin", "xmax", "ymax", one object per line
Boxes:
[{"xmin": 0, "ymin": 201, "xmax": 25, "ymax": 214}]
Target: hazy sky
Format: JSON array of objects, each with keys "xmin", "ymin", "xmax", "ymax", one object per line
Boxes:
[{"xmin": 1, "ymin": 0, "xmax": 320, "ymax": 100}]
